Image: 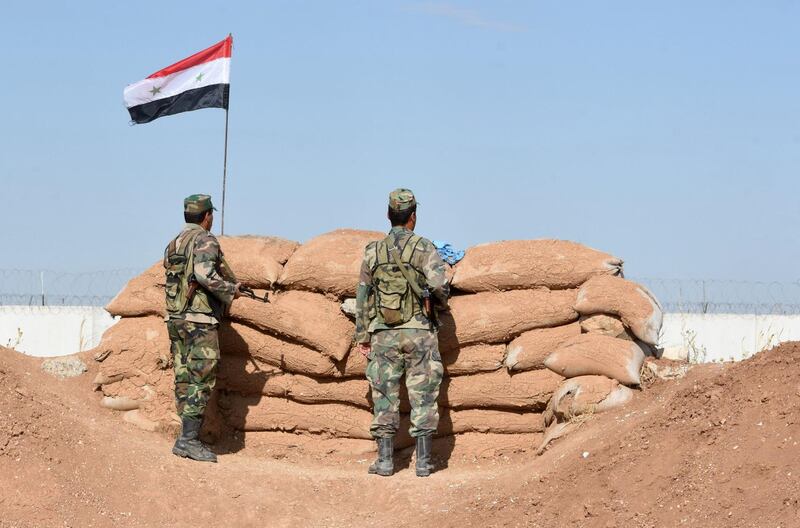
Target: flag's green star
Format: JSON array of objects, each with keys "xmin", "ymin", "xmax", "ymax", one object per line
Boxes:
[
  {"xmin": 195, "ymin": 73, "xmax": 204, "ymax": 82},
  {"xmin": 149, "ymin": 85, "xmax": 162, "ymax": 96}
]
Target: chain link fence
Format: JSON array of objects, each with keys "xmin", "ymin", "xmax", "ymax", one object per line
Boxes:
[{"xmin": 2, "ymin": 269, "xmax": 800, "ymax": 314}]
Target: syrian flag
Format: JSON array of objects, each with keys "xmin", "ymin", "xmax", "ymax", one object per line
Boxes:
[{"xmin": 124, "ymin": 35, "xmax": 231, "ymax": 124}]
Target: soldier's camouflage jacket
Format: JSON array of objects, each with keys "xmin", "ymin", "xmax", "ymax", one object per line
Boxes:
[
  {"xmin": 164, "ymin": 223, "xmax": 237, "ymax": 325},
  {"xmin": 354, "ymin": 226, "xmax": 449, "ymax": 343}
]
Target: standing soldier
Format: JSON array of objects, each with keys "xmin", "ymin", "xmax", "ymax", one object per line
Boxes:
[
  {"xmin": 163, "ymin": 194, "xmax": 240, "ymax": 463},
  {"xmin": 355, "ymin": 188, "xmax": 450, "ymax": 477}
]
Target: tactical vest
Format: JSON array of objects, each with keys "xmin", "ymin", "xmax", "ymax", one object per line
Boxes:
[
  {"xmin": 371, "ymin": 233, "xmax": 425, "ymax": 326},
  {"xmin": 163, "ymin": 229, "xmax": 215, "ymax": 317}
]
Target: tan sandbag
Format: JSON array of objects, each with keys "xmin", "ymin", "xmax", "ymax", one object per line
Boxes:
[
  {"xmin": 221, "ymin": 395, "xmax": 544, "ymax": 438},
  {"xmin": 339, "ymin": 346, "xmax": 368, "ymax": 377},
  {"xmin": 92, "ymin": 316, "xmax": 171, "ymax": 381},
  {"xmin": 544, "ymin": 334, "xmax": 646, "ymax": 386},
  {"xmin": 101, "ymin": 395, "xmax": 140, "ymax": 411},
  {"xmin": 440, "ymin": 409, "xmax": 544, "ymax": 435},
  {"xmin": 575, "ymin": 275, "xmax": 663, "ymax": 345},
  {"xmin": 220, "ymin": 396, "xmax": 373, "ymax": 439},
  {"xmin": 219, "ymin": 235, "xmax": 298, "ymax": 265},
  {"xmin": 542, "ymin": 375, "xmax": 634, "ymax": 427},
  {"xmin": 278, "ymin": 229, "xmax": 385, "ymax": 297},
  {"xmin": 579, "ymin": 314, "xmax": 635, "ymax": 340},
  {"xmin": 92, "ymin": 372, "xmax": 124, "ymax": 388},
  {"xmin": 123, "ymin": 409, "xmax": 159, "ymax": 431},
  {"xmin": 106, "ymin": 263, "xmax": 165, "ymax": 318},
  {"xmin": 219, "ymin": 369, "xmax": 371, "ymax": 408},
  {"xmin": 218, "ymin": 236, "xmax": 297, "ymax": 289},
  {"xmin": 442, "ymin": 343, "xmax": 505, "ymax": 376},
  {"xmin": 443, "ymin": 368, "xmax": 563, "ymax": 411},
  {"xmin": 451, "ymin": 239, "xmax": 622, "ymax": 292},
  {"xmin": 440, "ymin": 289, "xmax": 578, "ymax": 347},
  {"xmin": 504, "ymin": 323, "xmax": 581, "ymax": 372},
  {"xmin": 229, "ymin": 291, "xmax": 355, "ymax": 361},
  {"xmin": 220, "ymin": 323, "xmax": 344, "ymax": 378}
]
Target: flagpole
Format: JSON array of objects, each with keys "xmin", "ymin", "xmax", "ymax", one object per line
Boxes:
[
  {"xmin": 221, "ymin": 107, "xmax": 229, "ymax": 235},
  {"xmin": 220, "ymin": 33, "xmax": 232, "ymax": 236}
]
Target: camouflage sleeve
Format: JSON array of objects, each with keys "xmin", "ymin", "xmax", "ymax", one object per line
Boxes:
[
  {"xmin": 420, "ymin": 241, "xmax": 450, "ymax": 310},
  {"xmin": 354, "ymin": 245, "xmax": 374, "ymax": 344},
  {"xmin": 193, "ymin": 233, "xmax": 237, "ymax": 306}
]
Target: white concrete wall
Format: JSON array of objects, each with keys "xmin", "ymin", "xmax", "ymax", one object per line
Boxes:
[
  {"xmin": 2, "ymin": 306, "xmax": 800, "ymax": 362},
  {"xmin": 0, "ymin": 306, "xmax": 117, "ymax": 357},
  {"xmin": 659, "ymin": 313, "xmax": 800, "ymax": 363}
]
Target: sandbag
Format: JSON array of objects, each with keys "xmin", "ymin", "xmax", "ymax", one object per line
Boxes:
[
  {"xmin": 229, "ymin": 291, "xmax": 355, "ymax": 361},
  {"xmin": 544, "ymin": 334, "xmax": 646, "ymax": 386},
  {"xmin": 442, "ymin": 343, "xmax": 505, "ymax": 376},
  {"xmin": 106, "ymin": 263, "xmax": 165, "ymax": 318},
  {"xmin": 579, "ymin": 314, "xmax": 634, "ymax": 340},
  {"xmin": 575, "ymin": 275, "xmax": 663, "ymax": 345},
  {"xmin": 219, "ymin": 235, "xmax": 298, "ymax": 265},
  {"xmin": 218, "ymin": 235, "xmax": 298, "ymax": 288},
  {"xmin": 219, "ymin": 369, "xmax": 370, "ymax": 408},
  {"xmin": 101, "ymin": 395, "xmax": 140, "ymax": 411},
  {"xmin": 440, "ymin": 409, "xmax": 545, "ymax": 435},
  {"xmin": 122, "ymin": 409, "xmax": 159, "ymax": 431},
  {"xmin": 441, "ymin": 289, "xmax": 578, "ymax": 347},
  {"xmin": 220, "ymin": 396, "xmax": 373, "ymax": 439},
  {"xmin": 443, "ymin": 368, "xmax": 563, "ymax": 411},
  {"xmin": 220, "ymin": 323, "xmax": 345, "ymax": 378},
  {"xmin": 278, "ymin": 229, "xmax": 385, "ymax": 297},
  {"xmin": 93, "ymin": 316, "xmax": 171, "ymax": 381},
  {"xmin": 451, "ymin": 239, "xmax": 622, "ymax": 292},
  {"xmin": 542, "ymin": 375, "xmax": 634, "ymax": 427},
  {"xmin": 221, "ymin": 395, "xmax": 545, "ymax": 438},
  {"xmin": 504, "ymin": 323, "xmax": 581, "ymax": 372}
]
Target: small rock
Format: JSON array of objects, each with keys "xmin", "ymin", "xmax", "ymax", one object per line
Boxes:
[
  {"xmin": 340, "ymin": 298, "xmax": 357, "ymax": 319},
  {"xmin": 41, "ymin": 357, "xmax": 87, "ymax": 379}
]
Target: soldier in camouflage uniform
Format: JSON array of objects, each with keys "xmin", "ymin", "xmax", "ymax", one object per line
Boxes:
[
  {"xmin": 355, "ymin": 188, "xmax": 450, "ymax": 477},
  {"xmin": 163, "ymin": 194, "xmax": 240, "ymax": 463}
]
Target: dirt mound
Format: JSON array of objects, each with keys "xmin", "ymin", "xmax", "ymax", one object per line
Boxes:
[{"xmin": 4, "ymin": 340, "xmax": 800, "ymax": 527}]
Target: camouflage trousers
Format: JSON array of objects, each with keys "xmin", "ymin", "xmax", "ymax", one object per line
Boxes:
[
  {"xmin": 166, "ymin": 319, "xmax": 219, "ymax": 420},
  {"xmin": 366, "ymin": 328, "xmax": 443, "ymax": 439}
]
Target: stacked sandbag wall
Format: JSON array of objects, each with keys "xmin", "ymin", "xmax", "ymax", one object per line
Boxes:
[{"xmin": 90, "ymin": 229, "xmax": 663, "ymax": 451}]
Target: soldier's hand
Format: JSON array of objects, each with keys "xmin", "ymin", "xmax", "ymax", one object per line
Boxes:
[
  {"xmin": 357, "ymin": 342, "xmax": 371, "ymax": 358},
  {"xmin": 233, "ymin": 282, "xmax": 243, "ymax": 299}
]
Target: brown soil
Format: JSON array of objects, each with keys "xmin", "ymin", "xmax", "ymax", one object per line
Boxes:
[{"xmin": 2, "ymin": 342, "xmax": 799, "ymax": 528}]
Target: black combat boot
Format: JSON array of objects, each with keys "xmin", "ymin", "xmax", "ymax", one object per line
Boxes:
[
  {"xmin": 367, "ymin": 437, "xmax": 394, "ymax": 476},
  {"xmin": 415, "ymin": 435, "xmax": 433, "ymax": 477},
  {"xmin": 172, "ymin": 416, "xmax": 218, "ymax": 463}
]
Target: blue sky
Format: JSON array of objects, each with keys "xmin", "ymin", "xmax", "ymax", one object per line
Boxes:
[{"xmin": 2, "ymin": 1, "xmax": 799, "ymax": 281}]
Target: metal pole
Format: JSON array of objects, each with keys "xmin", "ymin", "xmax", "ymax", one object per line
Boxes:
[
  {"xmin": 40, "ymin": 271, "xmax": 45, "ymax": 306},
  {"xmin": 221, "ymin": 108, "xmax": 229, "ymax": 235}
]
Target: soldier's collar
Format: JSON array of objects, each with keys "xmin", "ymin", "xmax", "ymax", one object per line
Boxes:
[
  {"xmin": 388, "ymin": 226, "xmax": 412, "ymax": 235},
  {"xmin": 183, "ymin": 223, "xmax": 208, "ymax": 233}
]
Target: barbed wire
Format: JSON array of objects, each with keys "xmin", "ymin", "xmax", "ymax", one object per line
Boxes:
[
  {"xmin": 1, "ymin": 269, "xmax": 800, "ymax": 314},
  {"xmin": 633, "ymin": 277, "xmax": 800, "ymax": 315},
  {"xmin": 0, "ymin": 269, "xmax": 141, "ymax": 307}
]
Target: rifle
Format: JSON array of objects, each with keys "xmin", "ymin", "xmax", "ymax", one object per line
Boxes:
[
  {"xmin": 239, "ymin": 286, "xmax": 270, "ymax": 303},
  {"xmin": 187, "ymin": 279, "xmax": 269, "ymax": 304},
  {"xmin": 421, "ymin": 288, "xmax": 437, "ymax": 331}
]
